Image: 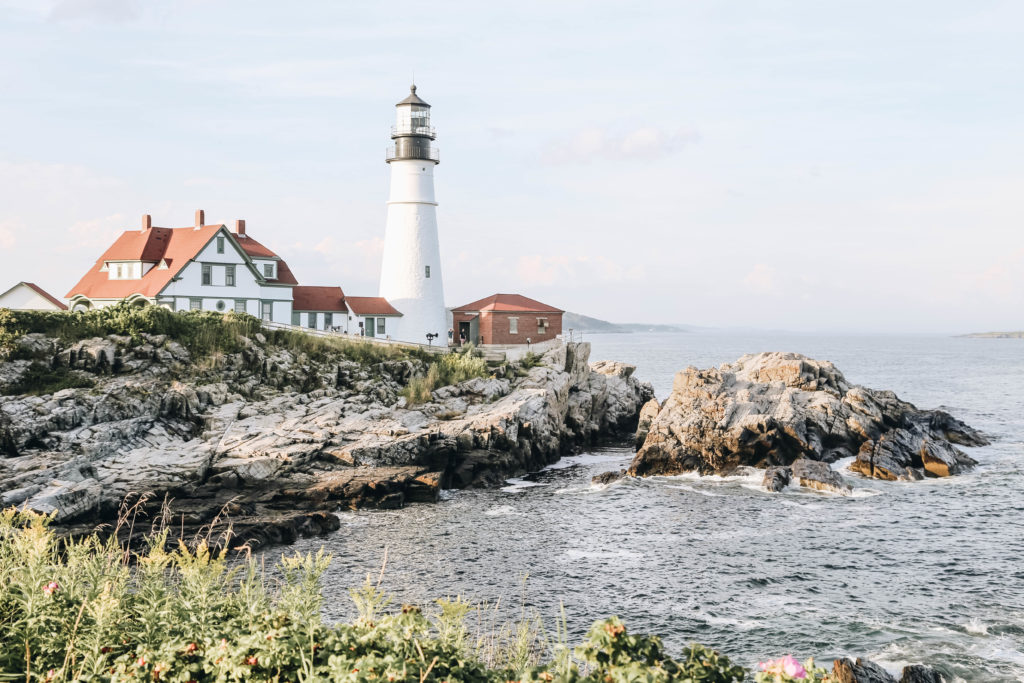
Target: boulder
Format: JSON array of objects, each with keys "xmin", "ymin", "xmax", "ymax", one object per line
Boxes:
[
  {"xmin": 791, "ymin": 459, "xmax": 851, "ymax": 495},
  {"xmin": 592, "ymin": 469, "xmax": 626, "ymax": 486},
  {"xmin": 898, "ymin": 665, "xmax": 943, "ymax": 683},
  {"xmin": 634, "ymin": 398, "xmax": 660, "ymax": 451},
  {"xmin": 628, "ymin": 352, "xmax": 986, "ymax": 481},
  {"xmin": 832, "ymin": 658, "xmax": 897, "ymax": 683},
  {"xmin": 761, "ymin": 466, "xmax": 791, "ymax": 492}
]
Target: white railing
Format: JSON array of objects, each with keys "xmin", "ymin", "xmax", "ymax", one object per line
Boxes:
[{"xmin": 261, "ymin": 321, "xmax": 448, "ymax": 354}]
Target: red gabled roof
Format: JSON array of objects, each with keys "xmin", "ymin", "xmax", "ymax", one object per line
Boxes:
[
  {"xmin": 345, "ymin": 297, "xmax": 402, "ymax": 316},
  {"xmin": 293, "ymin": 286, "xmax": 346, "ymax": 312},
  {"xmin": 21, "ymin": 282, "xmax": 68, "ymax": 310},
  {"xmin": 452, "ymin": 293, "xmax": 563, "ymax": 314},
  {"xmin": 235, "ymin": 235, "xmax": 299, "ymax": 284},
  {"xmin": 67, "ymin": 222, "xmax": 298, "ymax": 300}
]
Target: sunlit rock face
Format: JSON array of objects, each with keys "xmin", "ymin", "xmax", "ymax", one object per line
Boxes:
[{"xmin": 627, "ymin": 352, "xmax": 986, "ymax": 482}]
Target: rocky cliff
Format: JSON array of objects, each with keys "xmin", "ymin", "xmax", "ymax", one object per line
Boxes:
[
  {"xmin": 621, "ymin": 352, "xmax": 986, "ymax": 492},
  {"xmin": 0, "ymin": 332, "xmax": 652, "ymax": 548}
]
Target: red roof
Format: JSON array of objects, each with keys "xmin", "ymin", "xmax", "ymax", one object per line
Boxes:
[
  {"xmin": 293, "ymin": 286, "xmax": 346, "ymax": 312},
  {"xmin": 2, "ymin": 282, "xmax": 68, "ymax": 310},
  {"xmin": 345, "ymin": 297, "xmax": 402, "ymax": 316},
  {"xmin": 452, "ymin": 293, "xmax": 563, "ymax": 314},
  {"xmin": 67, "ymin": 223, "xmax": 298, "ymax": 299}
]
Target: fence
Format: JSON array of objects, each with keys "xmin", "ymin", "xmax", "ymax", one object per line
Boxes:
[{"xmin": 261, "ymin": 321, "xmax": 448, "ymax": 354}]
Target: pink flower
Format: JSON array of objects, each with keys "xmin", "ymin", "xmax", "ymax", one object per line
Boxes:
[
  {"xmin": 781, "ymin": 655, "xmax": 807, "ymax": 679},
  {"xmin": 758, "ymin": 656, "xmax": 807, "ymax": 679},
  {"xmin": 42, "ymin": 581, "xmax": 59, "ymax": 596}
]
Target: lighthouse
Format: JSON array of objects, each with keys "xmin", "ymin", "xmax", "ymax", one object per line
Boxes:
[{"xmin": 378, "ymin": 84, "xmax": 448, "ymax": 345}]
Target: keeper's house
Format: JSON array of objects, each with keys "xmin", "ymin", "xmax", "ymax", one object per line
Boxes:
[
  {"xmin": 66, "ymin": 210, "xmax": 298, "ymax": 323},
  {"xmin": 451, "ymin": 293, "xmax": 563, "ymax": 346}
]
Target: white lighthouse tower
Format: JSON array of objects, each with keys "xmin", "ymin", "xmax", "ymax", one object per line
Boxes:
[{"xmin": 378, "ymin": 85, "xmax": 448, "ymax": 345}]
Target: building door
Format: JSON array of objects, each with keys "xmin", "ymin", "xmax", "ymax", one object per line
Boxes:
[
  {"xmin": 458, "ymin": 321, "xmax": 471, "ymax": 345},
  {"xmin": 261, "ymin": 301, "xmax": 273, "ymax": 322},
  {"xmin": 365, "ymin": 317, "xmax": 375, "ymax": 338}
]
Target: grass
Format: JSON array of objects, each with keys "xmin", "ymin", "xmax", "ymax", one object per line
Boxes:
[
  {"xmin": 402, "ymin": 348, "xmax": 490, "ymax": 406},
  {"xmin": 0, "ymin": 302, "xmax": 434, "ymax": 368},
  {"xmin": 0, "ymin": 509, "xmax": 756, "ymax": 682}
]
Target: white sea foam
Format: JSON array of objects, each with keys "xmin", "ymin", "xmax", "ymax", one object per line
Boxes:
[
  {"xmin": 667, "ymin": 483, "xmax": 723, "ymax": 497},
  {"xmin": 542, "ymin": 452, "xmax": 630, "ymax": 471},
  {"xmin": 483, "ymin": 505, "xmax": 524, "ymax": 517},
  {"xmin": 500, "ymin": 478, "xmax": 545, "ymax": 492},
  {"xmin": 963, "ymin": 617, "xmax": 989, "ymax": 635}
]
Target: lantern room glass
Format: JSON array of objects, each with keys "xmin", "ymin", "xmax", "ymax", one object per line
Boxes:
[{"xmin": 396, "ymin": 104, "xmax": 431, "ymax": 136}]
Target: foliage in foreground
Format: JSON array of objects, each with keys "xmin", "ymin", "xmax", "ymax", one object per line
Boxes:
[{"xmin": 0, "ymin": 509, "xmax": 772, "ymax": 682}]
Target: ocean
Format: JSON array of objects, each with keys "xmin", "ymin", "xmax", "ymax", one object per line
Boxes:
[{"xmin": 279, "ymin": 332, "xmax": 1024, "ymax": 681}]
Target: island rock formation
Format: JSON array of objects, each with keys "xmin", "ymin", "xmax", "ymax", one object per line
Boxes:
[
  {"xmin": 625, "ymin": 352, "xmax": 986, "ymax": 488},
  {"xmin": 0, "ymin": 333, "xmax": 651, "ymax": 548}
]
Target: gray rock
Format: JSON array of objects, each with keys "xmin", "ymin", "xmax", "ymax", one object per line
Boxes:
[
  {"xmin": 791, "ymin": 459, "xmax": 851, "ymax": 495},
  {"xmin": 832, "ymin": 658, "xmax": 897, "ymax": 683},
  {"xmin": 628, "ymin": 352, "xmax": 985, "ymax": 482},
  {"xmin": 762, "ymin": 466, "xmax": 791, "ymax": 492},
  {"xmin": 899, "ymin": 664, "xmax": 943, "ymax": 683}
]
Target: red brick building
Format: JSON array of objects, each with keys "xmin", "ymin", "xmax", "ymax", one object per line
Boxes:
[{"xmin": 451, "ymin": 293, "xmax": 563, "ymax": 346}]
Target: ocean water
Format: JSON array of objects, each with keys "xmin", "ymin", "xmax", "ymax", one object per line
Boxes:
[{"xmin": 277, "ymin": 332, "xmax": 1024, "ymax": 681}]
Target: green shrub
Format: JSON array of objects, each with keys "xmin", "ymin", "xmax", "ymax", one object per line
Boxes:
[
  {"xmin": 401, "ymin": 350, "xmax": 490, "ymax": 406},
  {"xmin": 0, "ymin": 509, "xmax": 753, "ymax": 683}
]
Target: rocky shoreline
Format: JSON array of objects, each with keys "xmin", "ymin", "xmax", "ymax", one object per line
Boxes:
[
  {"xmin": 0, "ymin": 330, "xmax": 652, "ymax": 549},
  {"xmin": 597, "ymin": 352, "xmax": 987, "ymax": 493}
]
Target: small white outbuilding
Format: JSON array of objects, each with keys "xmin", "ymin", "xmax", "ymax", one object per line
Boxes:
[{"xmin": 0, "ymin": 282, "xmax": 68, "ymax": 311}]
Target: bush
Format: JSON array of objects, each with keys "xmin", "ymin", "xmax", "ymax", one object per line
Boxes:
[
  {"xmin": 402, "ymin": 349, "xmax": 490, "ymax": 406},
  {"xmin": 0, "ymin": 510, "xmax": 753, "ymax": 683}
]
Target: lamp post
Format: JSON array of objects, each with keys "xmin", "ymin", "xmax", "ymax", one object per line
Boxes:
[{"xmin": 425, "ymin": 332, "xmax": 438, "ymax": 347}]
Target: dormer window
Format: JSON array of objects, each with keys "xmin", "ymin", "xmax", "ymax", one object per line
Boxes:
[
  {"xmin": 263, "ymin": 263, "xmax": 275, "ymax": 279},
  {"xmin": 107, "ymin": 261, "xmax": 144, "ymax": 280}
]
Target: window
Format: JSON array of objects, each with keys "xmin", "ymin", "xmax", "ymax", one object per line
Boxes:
[
  {"xmin": 425, "ymin": 265, "xmax": 431, "ymax": 278},
  {"xmin": 537, "ymin": 318, "xmax": 548, "ymax": 334},
  {"xmin": 215, "ymin": 300, "xmax": 225, "ymax": 311},
  {"xmin": 235, "ymin": 300, "xmax": 246, "ymax": 314},
  {"xmin": 509, "ymin": 317, "xmax": 518, "ymax": 334},
  {"xmin": 225, "ymin": 265, "xmax": 235, "ymax": 287},
  {"xmin": 308, "ymin": 313, "xmax": 317, "ymax": 329},
  {"xmin": 202, "ymin": 264, "xmax": 212, "ymax": 285},
  {"xmin": 263, "ymin": 263, "xmax": 274, "ymax": 278},
  {"xmin": 216, "ymin": 236, "xmax": 225, "ymax": 254},
  {"xmin": 324, "ymin": 313, "xmax": 333, "ymax": 329},
  {"xmin": 377, "ymin": 317, "xmax": 386, "ymax": 334},
  {"xmin": 189, "ymin": 298, "xmax": 202, "ymax": 310},
  {"xmin": 291, "ymin": 311, "xmax": 300, "ymax": 326},
  {"xmin": 261, "ymin": 301, "xmax": 272, "ymax": 322},
  {"xmin": 115, "ymin": 264, "xmax": 124, "ymax": 279}
]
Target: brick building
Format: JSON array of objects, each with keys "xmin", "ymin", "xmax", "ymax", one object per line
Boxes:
[{"xmin": 451, "ymin": 293, "xmax": 563, "ymax": 346}]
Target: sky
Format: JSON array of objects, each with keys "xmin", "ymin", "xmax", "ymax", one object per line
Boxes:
[{"xmin": 0, "ymin": 0, "xmax": 1021, "ymax": 334}]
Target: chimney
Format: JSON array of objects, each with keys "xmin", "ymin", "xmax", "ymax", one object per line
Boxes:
[
  {"xmin": 195, "ymin": 209, "xmax": 205, "ymax": 227},
  {"xmin": 142, "ymin": 214, "xmax": 152, "ymax": 231},
  {"xmin": 234, "ymin": 219, "xmax": 246, "ymax": 237}
]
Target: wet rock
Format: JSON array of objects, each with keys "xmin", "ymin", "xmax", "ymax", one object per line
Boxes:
[
  {"xmin": 628, "ymin": 352, "xmax": 985, "ymax": 481},
  {"xmin": 832, "ymin": 658, "xmax": 897, "ymax": 683},
  {"xmin": 791, "ymin": 459, "xmax": 851, "ymax": 495},
  {"xmin": 634, "ymin": 398, "xmax": 660, "ymax": 451},
  {"xmin": 898, "ymin": 664, "xmax": 943, "ymax": 683},
  {"xmin": 591, "ymin": 469, "xmax": 625, "ymax": 486},
  {"xmin": 761, "ymin": 466, "xmax": 791, "ymax": 492}
]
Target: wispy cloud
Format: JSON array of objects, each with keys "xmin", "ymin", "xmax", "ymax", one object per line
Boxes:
[
  {"xmin": 542, "ymin": 126, "xmax": 699, "ymax": 165},
  {"xmin": 48, "ymin": 0, "xmax": 140, "ymax": 23}
]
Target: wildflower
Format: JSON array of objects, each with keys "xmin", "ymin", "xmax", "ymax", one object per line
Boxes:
[
  {"xmin": 247, "ymin": 656, "xmax": 258, "ymax": 666},
  {"xmin": 42, "ymin": 581, "xmax": 59, "ymax": 596},
  {"xmin": 758, "ymin": 655, "xmax": 807, "ymax": 679},
  {"xmin": 184, "ymin": 642, "xmax": 198, "ymax": 654},
  {"xmin": 137, "ymin": 656, "xmax": 147, "ymax": 667},
  {"xmin": 45, "ymin": 670, "xmax": 56, "ymax": 681},
  {"xmin": 100, "ymin": 647, "xmax": 111, "ymax": 654},
  {"xmin": 603, "ymin": 622, "xmax": 625, "ymax": 638}
]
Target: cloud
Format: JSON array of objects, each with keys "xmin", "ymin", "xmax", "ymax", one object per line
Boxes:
[
  {"xmin": 514, "ymin": 253, "xmax": 643, "ymax": 287},
  {"xmin": 0, "ymin": 220, "xmax": 19, "ymax": 249},
  {"xmin": 743, "ymin": 264, "xmax": 779, "ymax": 294},
  {"xmin": 542, "ymin": 126, "xmax": 699, "ymax": 165},
  {"xmin": 66, "ymin": 214, "xmax": 127, "ymax": 250},
  {"xmin": 48, "ymin": 0, "xmax": 139, "ymax": 22}
]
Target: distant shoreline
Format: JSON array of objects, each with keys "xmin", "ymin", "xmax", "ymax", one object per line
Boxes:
[{"xmin": 959, "ymin": 331, "xmax": 1024, "ymax": 339}]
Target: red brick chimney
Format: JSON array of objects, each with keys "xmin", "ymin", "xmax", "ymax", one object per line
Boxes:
[
  {"xmin": 234, "ymin": 219, "xmax": 246, "ymax": 237},
  {"xmin": 142, "ymin": 214, "xmax": 152, "ymax": 231},
  {"xmin": 195, "ymin": 209, "xmax": 205, "ymax": 228}
]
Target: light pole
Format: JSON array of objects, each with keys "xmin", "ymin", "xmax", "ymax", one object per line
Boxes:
[{"xmin": 425, "ymin": 332, "xmax": 438, "ymax": 347}]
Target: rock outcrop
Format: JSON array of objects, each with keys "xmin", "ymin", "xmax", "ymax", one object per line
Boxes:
[
  {"xmin": 832, "ymin": 657, "xmax": 944, "ymax": 683},
  {"xmin": 625, "ymin": 352, "xmax": 986, "ymax": 485},
  {"xmin": 1, "ymin": 333, "xmax": 652, "ymax": 548}
]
